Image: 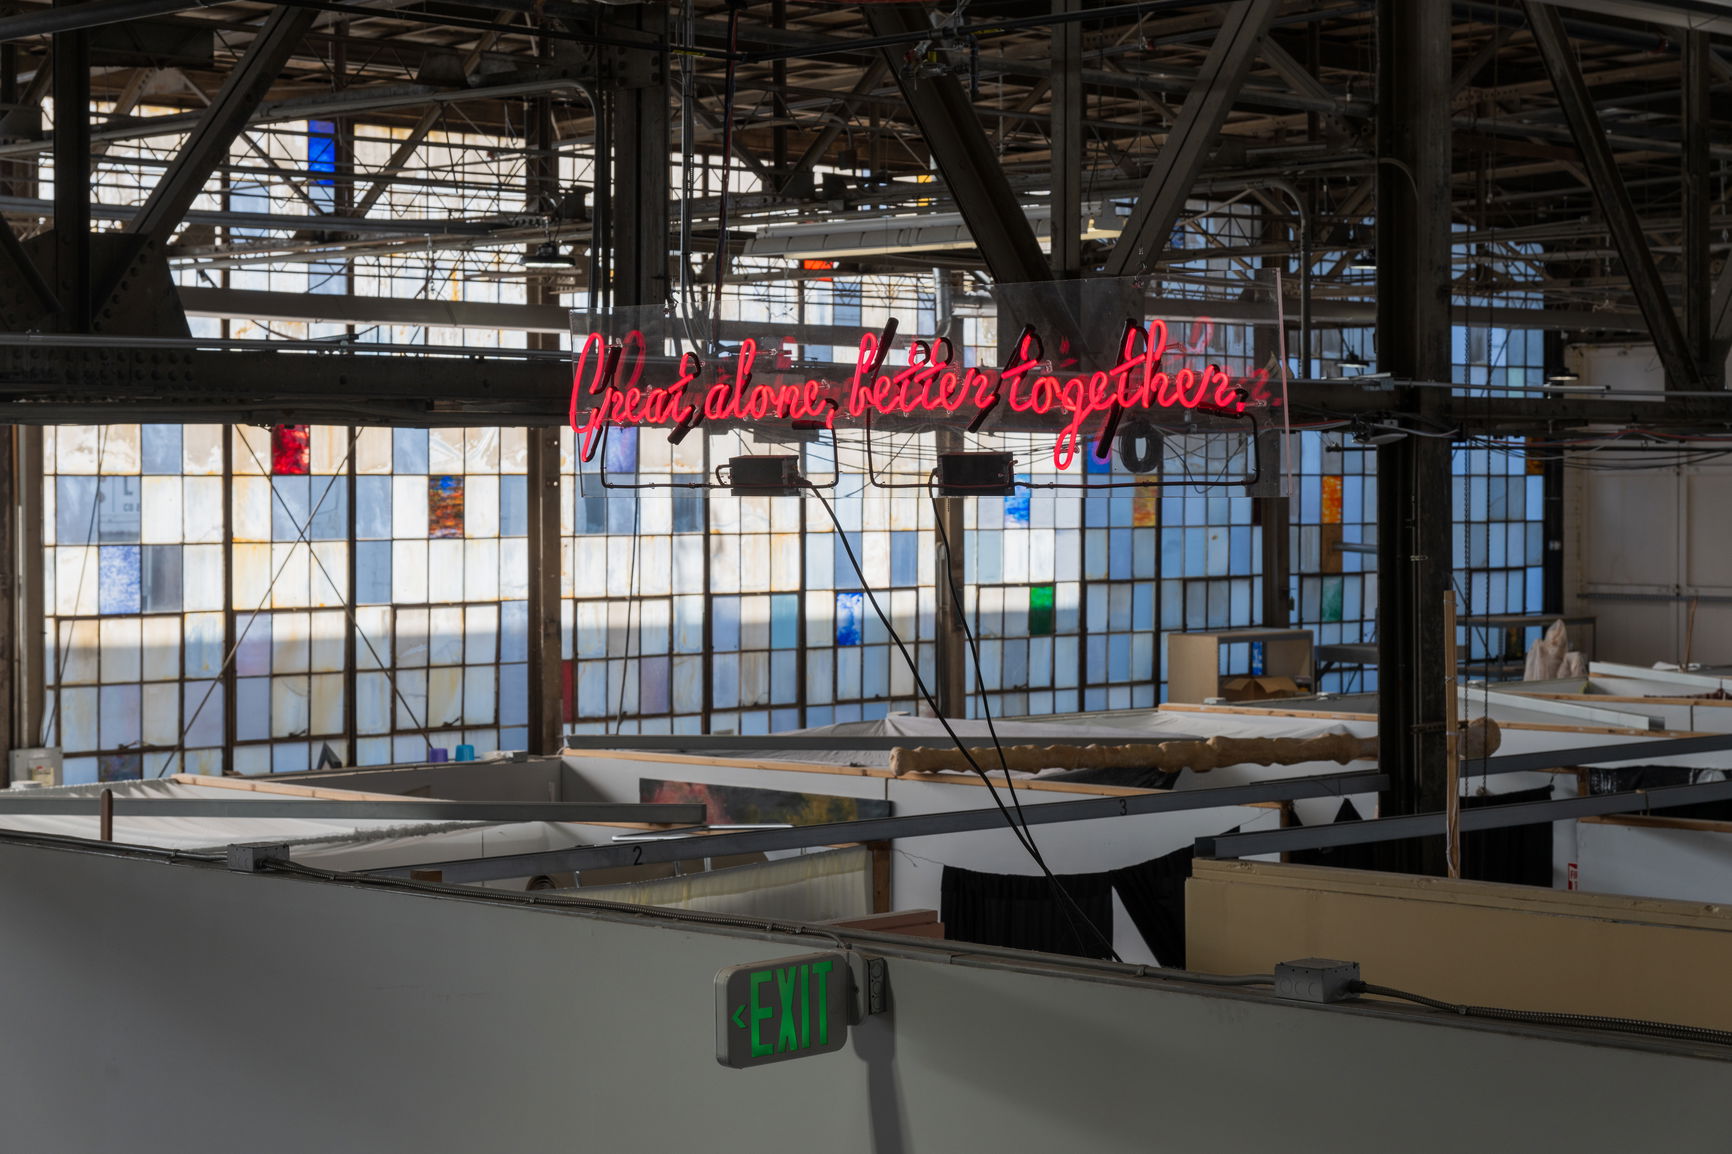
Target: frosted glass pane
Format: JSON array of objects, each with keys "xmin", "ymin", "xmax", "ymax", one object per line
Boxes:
[
  {"xmin": 311, "ymin": 426, "xmax": 346, "ymax": 475},
  {"xmin": 58, "ymin": 618, "xmax": 99, "ymax": 685},
  {"xmin": 673, "ymin": 655, "xmax": 704, "ymax": 713},
  {"xmin": 396, "ymin": 668, "xmax": 428, "ymax": 730},
  {"xmin": 499, "ymin": 663, "xmax": 528, "ymax": 726},
  {"xmin": 396, "ymin": 607, "xmax": 430, "ymax": 666},
  {"xmin": 183, "ymin": 681, "xmax": 223, "ymax": 747},
  {"xmin": 499, "ymin": 538, "xmax": 528, "ymax": 600},
  {"xmin": 428, "ymin": 666, "xmax": 462, "ymax": 727},
  {"xmin": 429, "ymin": 606, "xmax": 464, "ymax": 665},
  {"xmin": 271, "ymin": 676, "xmax": 310, "ymax": 738},
  {"xmin": 236, "ymin": 677, "xmax": 270, "ymax": 740},
  {"xmin": 142, "ymin": 682, "xmax": 179, "ymax": 747},
  {"xmin": 272, "ymin": 611, "xmax": 310, "ymax": 674},
  {"xmin": 141, "ymin": 615, "xmax": 179, "ymax": 681},
  {"xmin": 99, "ymin": 616, "xmax": 141, "ymax": 683},
  {"xmin": 499, "ymin": 428, "xmax": 527, "ymax": 473},
  {"xmin": 233, "ymin": 476, "xmax": 271, "ymax": 541},
  {"xmin": 183, "ymin": 425, "xmax": 224, "ymax": 475},
  {"xmin": 501, "ymin": 601, "xmax": 528, "ymax": 663},
  {"xmin": 99, "ymin": 683, "xmax": 142, "ymax": 749},
  {"xmin": 428, "ymin": 539, "xmax": 464, "ymax": 602},
  {"xmin": 672, "ymin": 536, "xmax": 705, "ymax": 594},
  {"xmin": 140, "ymin": 477, "xmax": 182, "ymax": 544},
  {"xmin": 310, "ymin": 609, "xmax": 345, "ymax": 672},
  {"xmin": 356, "ymin": 426, "xmax": 393, "ymax": 474},
  {"xmin": 463, "ymin": 665, "xmax": 495, "ymax": 725},
  {"xmin": 392, "ymin": 475, "xmax": 428, "ymax": 539},
  {"xmin": 311, "ymin": 673, "xmax": 344, "ymax": 734},
  {"xmin": 571, "ymin": 598, "xmax": 605, "ymax": 660},
  {"xmin": 392, "ymin": 540, "xmax": 428, "ymax": 603},
  {"xmin": 430, "ymin": 428, "xmax": 464, "ymax": 475},
  {"xmin": 465, "ymin": 475, "xmax": 499, "ymax": 537},
  {"xmin": 269, "ymin": 542, "xmax": 311, "ymax": 608},
  {"xmin": 55, "ymin": 547, "xmax": 99, "ymax": 616},
  {"xmin": 464, "ymin": 539, "xmax": 499, "ymax": 601},
  {"xmin": 183, "ymin": 544, "xmax": 225, "ymax": 611},
  {"xmin": 465, "ymin": 605, "xmax": 499, "ymax": 665},
  {"xmin": 311, "ymin": 541, "xmax": 348, "ymax": 607},
  {"xmin": 356, "ymin": 672, "xmax": 392, "ymax": 734},
  {"xmin": 233, "ymin": 426, "xmax": 270, "ymax": 474},
  {"xmin": 183, "ymin": 477, "xmax": 224, "ymax": 543},
  {"xmin": 355, "ymin": 605, "xmax": 393, "ymax": 669}
]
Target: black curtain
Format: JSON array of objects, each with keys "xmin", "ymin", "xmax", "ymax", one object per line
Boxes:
[
  {"xmin": 940, "ymin": 865, "xmax": 1115, "ymax": 959},
  {"xmin": 1107, "ymin": 841, "xmax": 1198, "ymax": 968},
  {"xmin": 1289, "ymin": 789, "xmax": 1555, "ymax": 887}
]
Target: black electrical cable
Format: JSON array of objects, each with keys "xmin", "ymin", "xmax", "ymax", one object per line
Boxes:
[
  {"xmin": 1353, "ymin": 981, "xmax": 1732, "ymax": 1048},
  {"xmin": 807, "ymin": 484, "xmax": 1122, "ymax": 963},
  {"xmin": 927, "ymin": 487, "xmax": 1044, "ymax": 858}
]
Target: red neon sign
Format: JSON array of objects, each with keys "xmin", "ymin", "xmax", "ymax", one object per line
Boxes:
[{"xmin": 570, "ymin": 318, "xmax": 1274, "ymax": 470}]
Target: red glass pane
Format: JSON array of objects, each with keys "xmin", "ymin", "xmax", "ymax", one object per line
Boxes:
[
  {"xmin": 428, "ymin": 475, "xmax": 464, "ymax": 538},
  {"xmin": 272, "ymin": 424, "xmax": 311, "ymax": 475}
]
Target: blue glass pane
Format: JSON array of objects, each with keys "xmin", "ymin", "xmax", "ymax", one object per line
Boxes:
[
  {"xmin": 356, "ymin": 541, "xmax": 392, "ymax": 604},
  {"xmin": 141, "ymin": 545, "xmax": 181, "ymax": 612},
  {"xmin": 606, "ymin": 492, "xmax": 638, "ymax": 535},
  {"xmin": 500, "ymin": 475, "xmax": 527, "ymax": 536},
  {"xmin": 890, "ymin": 532, "xmax": 917, "ymax": 587},
  {"xmin": 97, "ymin": 476, "xmax": 141, "ymax": 542},
  {"xmin": 308, "ymin": 477, "xmax": 348, "ymax": 541},
  {"xmin": 393, "ymin": 428, "xmax": 428, "ymax": 473},
  {"xmin": 356, "ymin": 476, "xmax": 392, "ymax": 539},
  {"xmin": 142, "ymin": 425, "xmax": 181, "ymax": 474},
  {"xmin": 98, "ymin": 545, "xmax": 141, "ymax": 614},
  {"xmin": 56, "ymin": 476, "xmax": 97, "ymax": 545},
  {"xmin": 712, "ymin": 596, "xmax": 740, "ymax": 651},
  {"xmin": 835, "ymin": 591, "xmax": 864, "ymax": 647},
  {"xmin": 1004, "ymin": 478, "xmax": 1031, "ymax": 525},
  {"xmin": 271, "ymin": 475, "xmax": 311, "ymax": 541},
  {"xmin": 770, "ymin": 594, "xmax": 798, "ymax": 649},
  {"xmin": 501, "ymin": 600, "xmax": 529, "ymax": 663},
  {"xmin": 604, "ymin": 427, "xmax": 639, "ymax": 476}
]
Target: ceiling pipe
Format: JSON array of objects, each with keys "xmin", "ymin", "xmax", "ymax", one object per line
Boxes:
[
  {"xmin": 0, "ymin": 0, "xmax": 222, "ymax": 42},
  {"xmin": 0, "ymin": 73, "xmax": 597, "ymax": 159}
]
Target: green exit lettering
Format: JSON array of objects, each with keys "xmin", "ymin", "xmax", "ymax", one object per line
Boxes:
[
  {"xmin": 743, "ymin": 959, "xmax": 835, "ymax": 1056},
  {"xmin": 717, "ymin": 951, "xmax": 848, "ymax": 1068}
]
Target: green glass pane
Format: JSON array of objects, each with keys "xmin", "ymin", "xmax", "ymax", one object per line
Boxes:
[
  {"xmin": 1028, "ymin": 584, "xmax": 1055, "ymax": 636},
  {"xmin": 1321, "ymin": 576, "xmax": 1344, "ymax": 623}
]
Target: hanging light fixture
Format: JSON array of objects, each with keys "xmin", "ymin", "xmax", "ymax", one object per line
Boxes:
[{"xmin": 523, "ymin": 241, "xmax": 575, "ymax": 269}]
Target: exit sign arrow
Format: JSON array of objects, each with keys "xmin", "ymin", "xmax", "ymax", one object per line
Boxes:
[{"xmin": 715, "ymin": 952, "xmax": 851, "ymax": 1069}]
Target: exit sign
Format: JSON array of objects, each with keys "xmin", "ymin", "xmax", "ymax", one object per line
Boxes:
[{"xmin": 715, "ymin": 952, "xmax": 850, "ymax": 1069}]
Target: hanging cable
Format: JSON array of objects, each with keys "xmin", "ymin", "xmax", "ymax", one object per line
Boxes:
[{"xmin": 806, "ymin": 483, "xmax": 1122, "ymax": 962}]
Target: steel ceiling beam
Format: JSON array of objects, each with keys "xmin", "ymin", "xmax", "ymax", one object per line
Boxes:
[
  {"xmin": 1523, "ymin": 1, "xmax": 1702, "ymax": 391},
  {"xmin": 863, "ymin": 2, "xmax": 1049, "ymax": 286},
  {"xmin": 123, "ymin": 6, "xmax": 317, "ymax": 242},
  {"xmin": 1198, "ymin": 775, "xmax": 1732, "ymax": 860},
  {"xmin": 0, "ymin": 798, "xmax": 708, "ymax": 822},
  {"xmin": 363, "ymin": 770, "xmax": 1391, "ymax": 884},
  {"xmin": 1102, "ymin": 0, "xmax": 1279, "ymax": 277},
  {"xmin": 780, "ymin": 58, "xmax": 888, "ymax": 197}
]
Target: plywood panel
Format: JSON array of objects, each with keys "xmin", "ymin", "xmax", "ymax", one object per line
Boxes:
[{"xmin": 1188, "ymin": 859, "xmax": 1732, "ymax": 1030}]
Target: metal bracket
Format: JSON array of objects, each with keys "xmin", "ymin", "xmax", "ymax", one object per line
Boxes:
[
  {"xmin": 226, "ymin": 842, "xmax": 291, "ymax": 872},
  {"xmin": 849, "ymin": 953, "xmax": 889, "ymax": 1022}
]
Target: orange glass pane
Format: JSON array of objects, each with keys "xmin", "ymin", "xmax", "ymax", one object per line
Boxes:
[{"xmin": 1321, "ymin": 475, "xmax": 1343, "ymax": 524}]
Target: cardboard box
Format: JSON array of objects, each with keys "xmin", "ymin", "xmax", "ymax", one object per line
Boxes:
[{"xmin": 1220, "ymin": 675, "xmax": 1301, "ymax": 702}]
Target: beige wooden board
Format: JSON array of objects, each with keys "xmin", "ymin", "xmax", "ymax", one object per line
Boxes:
[{"xmin": 1187, "ymin": 859, "xmax": 1732, "ymax": 1030}]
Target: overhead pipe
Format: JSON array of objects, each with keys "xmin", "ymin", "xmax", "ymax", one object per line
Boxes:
[
  {"xmin": 0, "ymin": 74, "xmax": 599, "ymax": 159},
  {"xmin": 0, "ymin": 0, "xmax": 222, "ymax": 42}
]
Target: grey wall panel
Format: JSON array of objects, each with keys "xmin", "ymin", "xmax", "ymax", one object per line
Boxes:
[{"xmin": 0, "ymin": 836, "xmax": 1726, "ymax": 1153}]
